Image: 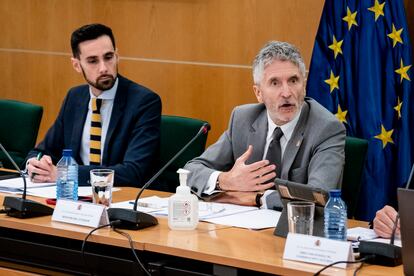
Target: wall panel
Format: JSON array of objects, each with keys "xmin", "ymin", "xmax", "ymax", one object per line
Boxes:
[{"xmin": 0, "ymin": 0, "xmax": 325, "ymax": 146}]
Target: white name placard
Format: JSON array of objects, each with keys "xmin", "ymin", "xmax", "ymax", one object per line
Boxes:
[
  {"xmin": 52, "ymin": 199, "xmax": 109, "ymax": 228},
  {"xmin": 283, "ymin": 233, "xmax": 354, "ymax": 268}
]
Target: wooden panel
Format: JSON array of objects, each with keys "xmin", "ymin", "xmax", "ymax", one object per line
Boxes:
[
  {"xmin": 0, "ymin": 0, "xmax": 325, "ymax": 146},
  {"xmin": 120, "ymin": 60, "xmax": 255, "ymax": 141}
]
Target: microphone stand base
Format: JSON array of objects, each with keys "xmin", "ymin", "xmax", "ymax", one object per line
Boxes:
[
  {"xmin": 107, "ymin": 208, "xmax": 158, "ymax": 230},
  {"xmin": 359, "ymin": 240, "xmax": 402, "ymax": 266},
  {"xmin": 3, "ymin": 196, "xmax": 54, "ymax": 218}
]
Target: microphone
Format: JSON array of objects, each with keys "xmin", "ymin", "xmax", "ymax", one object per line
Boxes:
[
  {"xmin": 0, "ymin": 143, "xmax": 53, "ymax": 218},
  {"xmin": 107, "ymin": 123, "xmax": 211, "ymax": 230},
  {"xmin": 359, "ymin": 213, "xmax": 402, "ymax": 266}
]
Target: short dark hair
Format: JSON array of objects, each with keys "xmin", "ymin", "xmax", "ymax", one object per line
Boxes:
[{"xmin": 71, "ymin": 23, "xmax": 116, "ymax": 58}]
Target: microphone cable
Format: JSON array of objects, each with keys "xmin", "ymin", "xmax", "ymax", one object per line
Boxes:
[
  {"xmin": 112, "ymin": 226, "xmax": 151, "ymax": 276},
  {"xmin": 313, "ymin": 254, "xmax": 375, "ymax": 276},
  {"xmin": 81, "ymin": 222, "xmax": 113, "ymax": 276},
  {"xmin": 81, "ymin": 220, "xmax": 151, "ymax": 276}
]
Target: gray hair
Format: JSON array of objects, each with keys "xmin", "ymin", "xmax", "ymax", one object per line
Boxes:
[{"xmin": 252, "ymin": 41, "xmax": 306, "ymax": 85}]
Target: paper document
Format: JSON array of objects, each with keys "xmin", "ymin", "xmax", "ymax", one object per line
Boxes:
[
  {"xmin": 110, "ymin": 196, "xmax": 167, "ymax": 213},
  {"xmin": 26, "ymin": 186, "xmax": 120, "ymax": 199},
  {"xmin": 0, "ymin": 177, "xmax": 55, "ymax": 193},
  {"xmin": 202, "ymin": 209, "xmax": 281, "ymax": 230},
  {"xmin": 347, "ymin": 227, "xmax": 378, "ymax": 241},
  {"xmin": 111, "ymin": 196, "xmax": 278, "ymax": 230},
  {"xmin": 146, "ymin": 198, "xmax": 258, "ymax": 218}
]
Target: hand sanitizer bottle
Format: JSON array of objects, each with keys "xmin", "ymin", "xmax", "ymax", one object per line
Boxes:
[{"xmin": 168, "ymin": 169, "xmax": 199, "ymax": 230}]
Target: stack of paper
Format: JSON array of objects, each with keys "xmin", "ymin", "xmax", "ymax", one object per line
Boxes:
[
  {"xmin": 0, "ymin": 177, "xmax": 55, "ymax": 193},
  {"xmin": 111, "ymin": 196, "xmax": 281, "ymax": 230}
]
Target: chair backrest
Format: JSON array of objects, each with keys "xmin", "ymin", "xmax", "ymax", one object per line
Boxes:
[
  {"xmin": 0, "ymin": 99, "xmax": 43, "ymax": 169},
  {"xmin": 341, "ymin": 136, "xmax": 368, "ymax": 219},
  {"xmin": 157, "ymin": 115, "xmax": 209, "ymax": 192}
]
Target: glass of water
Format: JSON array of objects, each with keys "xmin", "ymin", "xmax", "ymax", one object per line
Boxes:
[
  {"xmin": 90, "ymin": 169, "xmax": 114, "ymax": 207},
  {"xmin": 287, "ymin": 201, "xmax": 315, "ymax": 235}
]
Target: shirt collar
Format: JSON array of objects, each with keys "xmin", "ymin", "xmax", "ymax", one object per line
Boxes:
[
  {"xmin": 89, "ymin": 77, "xmax": 118, "ymax": 100},
  {"xmin": 266, "ymin": 104, "xmax": 303, "ymax": 141}
]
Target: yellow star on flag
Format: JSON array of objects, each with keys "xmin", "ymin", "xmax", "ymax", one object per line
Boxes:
[
  {"xmin": 328, "ymin": 36, "xmax": 343, "ymax": 59},
  {"xmin": 394, "ymin": 97, "xmax": 402, "ymax": 118},
  {"xmin": 374, "ymin": 125, "xmax": 394, "ymax": 149},
  {"xmin": 395, "ymin": 59, "xmax": 411, "ymax": 83},
  {"xmin": 342, "ymin": 7, "xmax": 358, "ymax": 30},
  {"xmin": 335, "ymin": 105, "xmax": 348, "ymax": 124},
  {"xmin": 387, "ymin": 24, "xmax": 403, "ymax": 47},
  {"xmin": 368, "ymin": 0, "xmax": 385, "ymax": 21},
  {"xmin": 324, "ymin": 71, "xmax": 340, "ymax": 93}
]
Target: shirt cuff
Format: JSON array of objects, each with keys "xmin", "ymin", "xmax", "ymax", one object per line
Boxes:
[
  {"xmin": 204, "ymin": 171, "xmax": 222, "ymax": 195},
  {"xmin": 260, "ymin": 189, "xmax": 274, "ymax": 209}
]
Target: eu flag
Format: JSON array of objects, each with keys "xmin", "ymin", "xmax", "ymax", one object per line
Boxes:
[{"xmin": 307, "ymin": 0, "xmax": 414, "ymax": 220}]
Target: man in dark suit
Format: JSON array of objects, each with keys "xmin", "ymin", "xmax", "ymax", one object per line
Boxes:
[
  {"xmin": 184, "ymin": 41, "xmax": 345, "ymax": 209},
  {"xmin": 26, "ymin": 23, "xmax": 161, "ymax": 187}
]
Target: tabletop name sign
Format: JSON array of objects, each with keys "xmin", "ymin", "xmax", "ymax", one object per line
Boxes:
[
  {"xmin": 283, "ymin": 233, "xmax": 354, "ymax": 268},
  {"xmin": 52, "ymin": 199, "xmax": 109, "ymax": 228}
]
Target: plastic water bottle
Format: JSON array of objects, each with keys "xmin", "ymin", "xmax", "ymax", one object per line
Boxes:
[
  {"xmin": 56, "ymin": 149, "xmax": 78, "ymax": 201},
  {"xmin": 324, "ymin": 189, "xmax": 347, "ymax": 240}
]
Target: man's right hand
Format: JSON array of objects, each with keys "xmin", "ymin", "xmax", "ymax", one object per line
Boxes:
[
  {"xmin": 218, "ymin": 145, "xmax": 276, "ymax": 192},
  {"xmin": 27, "ymin": 155, "xmax": 57, "ymax": 183},
  {"xmin": 373, "ymin": 205, "xmax": 400, "ymax": 238}
]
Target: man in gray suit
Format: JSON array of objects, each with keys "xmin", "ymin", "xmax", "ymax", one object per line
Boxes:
[{"xmin": 184, "ymin": 41, "xmax": 346, "ymax": 209}]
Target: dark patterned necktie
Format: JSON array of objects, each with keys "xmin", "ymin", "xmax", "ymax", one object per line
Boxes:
[{"xmin": 265, "ymin": 127, "xmax": 284, "ymax": 178}]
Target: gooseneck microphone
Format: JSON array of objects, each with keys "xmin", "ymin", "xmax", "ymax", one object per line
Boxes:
[
  {"xmin": 0, "ymin": 143, "xmax": 53, "ymax": 218},
  {"xmin": 107, "ymin": 123, "xmax": 211, "ymax": 230}
]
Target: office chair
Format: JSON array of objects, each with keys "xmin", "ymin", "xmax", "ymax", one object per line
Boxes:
[
  {"xmin": 157, "ymin": 115, "xmax": 209, "ymax": 192},
  {"xmin": 0, "ymin": 99, "xmax": 43, "ymax": 169},
  {"xmin": 341, "ymin": 136, "xmax": 369, "ymax": 219}
]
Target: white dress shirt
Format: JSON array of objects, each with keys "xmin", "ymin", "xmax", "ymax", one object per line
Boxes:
[{"xmin": 79, "ymin": 78, "xmax": 119, "ymax": 165}]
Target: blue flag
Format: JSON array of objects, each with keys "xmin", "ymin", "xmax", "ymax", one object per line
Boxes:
[{"xmin": 307, "ymin": 0, "xmax": 414, "ymax": 220}]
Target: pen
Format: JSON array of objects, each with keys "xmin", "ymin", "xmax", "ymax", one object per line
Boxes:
[
  {"xmin": 31, "ymin": 152, "xmax": 43, "ymax": 181},
  {"xmin": 390, "ymin": 214, "xmax": 400, "ymax": 245}
]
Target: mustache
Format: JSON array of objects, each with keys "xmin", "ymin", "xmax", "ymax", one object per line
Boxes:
[
  {"xmin": 97, "ymin": 74, "xmax": 114, "ymax": 81},
  {"xmin": 279, "ymin": 101, "xmax": 295, "ymax": 108}
]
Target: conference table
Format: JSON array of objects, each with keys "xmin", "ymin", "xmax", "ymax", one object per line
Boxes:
[{"xmin": 0, "ymin": 187, "xmax": 403, "ymax": 275}]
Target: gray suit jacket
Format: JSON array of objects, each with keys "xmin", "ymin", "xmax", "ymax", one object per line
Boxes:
[{"xmin": 184, "ymin": 97, "xmax": 346, "ymax": 209}]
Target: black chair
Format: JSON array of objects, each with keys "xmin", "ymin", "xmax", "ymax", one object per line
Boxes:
[
  {"xmin": 341, "ymin": 136, "xmax": 369, "ymax": 219},
  {"xmin": 0, "ymin": 99, "xmax": 43, "ymax": 169},
  {"xmin": 157, "ymin": 115, "xmax": 209, "ymax": 192}
]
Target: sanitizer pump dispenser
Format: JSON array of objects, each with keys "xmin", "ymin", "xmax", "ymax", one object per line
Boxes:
[{"xmin": 168, "ymin": 169, "xmax": 199, "ymax": 230}]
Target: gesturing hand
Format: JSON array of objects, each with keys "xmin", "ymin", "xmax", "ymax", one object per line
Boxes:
[{"xmin": 218, "ymin": 145, "xmax": 276, "ymax": 192}]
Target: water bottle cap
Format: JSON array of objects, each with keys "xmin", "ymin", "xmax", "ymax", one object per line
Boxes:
[
  {"xmin": 62, "ymin": 149, "xmax": 72, "ymax": 157},
  {"xmin": 329, "ymin": 189, "xmax": 341, "ymax": 197}
]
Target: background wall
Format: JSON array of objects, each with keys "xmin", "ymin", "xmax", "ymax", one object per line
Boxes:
[{"xmin": 0, "ymin": 0, "xmax": 413, "ymax": 146}]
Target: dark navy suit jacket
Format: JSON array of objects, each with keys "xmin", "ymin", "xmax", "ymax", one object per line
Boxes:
[{"xmin": 28, "ymin": 75, "xmax": 161, "ymax": 187}]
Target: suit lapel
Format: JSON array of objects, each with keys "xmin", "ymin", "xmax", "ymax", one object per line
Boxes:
[
  {"xmin": 104, "ymin": 76, "xmax": 127, "ymax": 163},
  {"xmin": 71, "ymin": 88, "xmax": 89, "ymax": 160},
  {"xmin": 281, "ymin": 102, "xmax": 310, "ymax": 179},
  {"xmin": 247, "ymin": 108, "xmax": 268, "ymax": 163}
]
